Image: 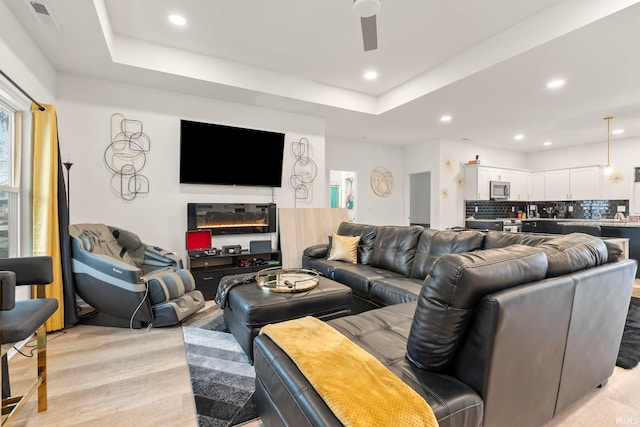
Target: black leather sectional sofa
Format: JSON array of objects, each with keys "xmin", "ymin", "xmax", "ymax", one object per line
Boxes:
[{"xmin": 253, "ymin": 223, "xmax": 637, "ymax": 427}]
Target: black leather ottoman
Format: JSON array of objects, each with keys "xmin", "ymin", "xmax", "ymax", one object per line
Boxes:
[{"xmin": 223, "ymin": 275, "xmax": 352, "ymax": 362}]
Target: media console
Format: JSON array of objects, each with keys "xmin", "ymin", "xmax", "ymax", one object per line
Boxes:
[{"xmin": 187, "ymin": 250, "xmax": 282, "ymax": 300}]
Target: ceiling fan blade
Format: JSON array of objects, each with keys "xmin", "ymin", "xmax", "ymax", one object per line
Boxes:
[{"xmin": 361, "ymin": 15, "xmax": 378, "ymax": 51}]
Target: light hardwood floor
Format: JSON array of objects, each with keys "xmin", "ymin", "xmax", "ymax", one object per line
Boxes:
[
  {"xmin": 6, "ymin": 324, "xmax": 197, "ymax": 426},
  {"xmin": 5, "ymin": 285, "xmax": 640, "ymax": 427}
]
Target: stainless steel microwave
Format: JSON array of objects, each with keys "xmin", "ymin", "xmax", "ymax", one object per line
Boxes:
[{"xmin": 490, "ymin": 181, "xmax": 511, "ymax": 200}]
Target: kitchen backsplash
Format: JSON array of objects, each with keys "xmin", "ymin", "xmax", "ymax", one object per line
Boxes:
[{"xmin": 465, "ymin": 200, "xmax": 630, "ymax": 220}]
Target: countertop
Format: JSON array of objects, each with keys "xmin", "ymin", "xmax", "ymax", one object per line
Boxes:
[
  {"xmin": 522, "ymin": 218, "xmax": 640, "ymax": 228},
  {"xmin": 466, "ymin": 217, "xmax": 640, "ymax": 228}
]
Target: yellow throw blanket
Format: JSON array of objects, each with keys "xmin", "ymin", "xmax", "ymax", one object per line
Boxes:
[{"xmin": 260, "ymin": 316, "xmax": 439, "ymax": 427}]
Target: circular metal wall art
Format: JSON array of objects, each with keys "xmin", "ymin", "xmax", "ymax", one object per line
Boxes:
[{"xmin": 370, "ymin": 166, "xmax": 393, "ymax": 197}]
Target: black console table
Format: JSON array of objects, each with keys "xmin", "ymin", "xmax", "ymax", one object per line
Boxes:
[{"xmin": 187, "ymin": 250, "xmax": 282, "ymax": 300}]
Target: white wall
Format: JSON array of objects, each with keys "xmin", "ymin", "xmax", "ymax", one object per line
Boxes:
[
  {"xmin": 527, "ymin": 137, "xmax": 640, "ymax": 205},
  {"xmin": 56, "ymin": 74, "xmax": 326, "ymax": 259},
  {"xmin": 526, "ymin": 137, "xmax": 636, "ymax": 171},
  {"xmin": 325, "ymin": 138, "xmax": 404, "ymax": 225},
  {"xmin": 403, "ymin": 138, "xmax": 441, "ymax": 227},
  {"xmin": 404, "ymin": 138, "xmax": 527, "ymax": 230},
  {"xmin": 0, "ymin": 1, "xmax": 56, "ymax": 105}
]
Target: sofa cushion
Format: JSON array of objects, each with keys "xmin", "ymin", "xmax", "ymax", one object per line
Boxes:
[
  {"xmin": 336, "ymin": 222, "xmax": 378, "ymax": 264},
  {"xmin": 603, "ymin": 239, "xmax": 624, "ymax": 263},
  {"xmin": 302, "ymin": 257, "xmax": 343, "ymax": 279},
  {"xmin": 410, "ymin": 229, "xmax": 485, "ymax": 279},
  {"xmin": 483, "ymin": 231, "xmax": 554, "ymax": 249},
  {"xmin": 537, "ymin": 233, "xmax": 608, "ymax": 277},
  {"xmin": 369, "ymin": 277, "xmax": 423, "ymax": 306},
  {"xmin": 327, "ymin": 233, "xmax": 360, "ymax": 263},
  {"xmin": 406, "ymin": 245, "xmax": 548, "ymax": 372},
  {"xmin": 370, "ymin": 225, "xmax": 423, "ymax": 276},
  {"xmin": 333, "ymin": 264, "xmax": 404, "ymax": 298}
]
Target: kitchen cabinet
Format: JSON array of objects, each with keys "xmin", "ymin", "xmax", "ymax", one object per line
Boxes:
[
  {"xmin": 521, "ymin": 220, "xmax": 539, "ymax": 233},
  {"xmin": 544, "ymin": 170, "xmax": 570, "ymax": 200},
  {"xmin": 532, "ymin": 172, "xmax": 545, "ymax": 200},
  {"xmin": 542, "ymin": 167, "xmax": 598, "ymax": 200},
  {"xmin": 465, "ymin": 219, "xmax": 503, "ymax": 231},
  {"xmin": 464, "ymin": 165, "xmax": 528, "ymax": 201},
  {"xmin": 464, "ymin": 165, "xmax": 607, "ymax": 201},
  {"xmin": 487, "ymin": 168, "xmax": 513, "ymax": 183},
  {"xmin": 569, "ymin": 167, "xmax": 599, "ymax": 200},
  {"xmin": 599, "ymin": 168, "xmax": 629, "ymax": 200},
  {"xmin": 464, "ymin": 166, "xmax": 491, "ymax": 200},
  {"xmin": 511, "ymin": 171, "xmax": 532, "ymax": 201}
]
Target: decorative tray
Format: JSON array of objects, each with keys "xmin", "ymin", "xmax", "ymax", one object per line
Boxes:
[{"xmin": 255, "ymin": 267, "xmax": 319, "ymax": 293}]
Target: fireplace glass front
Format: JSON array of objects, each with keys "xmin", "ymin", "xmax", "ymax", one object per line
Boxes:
[{"xmin": 187, "ymin": 203, "xmax": 276, "ymax": 235}]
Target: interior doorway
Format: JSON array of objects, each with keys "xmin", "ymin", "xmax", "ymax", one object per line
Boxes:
[
  {"xmin": 329, "ymin": 170, "xmax": 357, "ymax": 222},
  {"xmin": 410, "ymin": 171, "xmax": 430, "ymax": 228}
]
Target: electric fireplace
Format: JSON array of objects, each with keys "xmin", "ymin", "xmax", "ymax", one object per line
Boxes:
[{"xmin": 187, "ymin": 203, "xmax": 276, "ymax": 235}]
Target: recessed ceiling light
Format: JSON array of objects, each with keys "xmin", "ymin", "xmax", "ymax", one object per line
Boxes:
[
  {"xmin": 514, "ymin": 134, "xmax": 525, "ymax": 141},
  {"xmin": 440, "ymin": 115, "xmax": 452, "ymax": 122},
  {"xmin": 547, "ymin": 79, "xmax": 565, "ymax": 89},
  {"xmin": 364, "ymin": 70, "xmax": 378, "ymax": 80},
  {"xmin": 168, "ymin": 14, "xmax": 186, "ymax": 26},
  {"xmin": 543, "ymin": 141, "xmax": 552, "ymax": 146},
  {"xmin": 612, "ymin": 129, "xmax": 624, "ymax": 135}
]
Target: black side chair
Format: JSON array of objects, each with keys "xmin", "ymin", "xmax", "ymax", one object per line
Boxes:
[{"xmin": 0, "ymin": 256, "xmax": 58, "ymax": 425}]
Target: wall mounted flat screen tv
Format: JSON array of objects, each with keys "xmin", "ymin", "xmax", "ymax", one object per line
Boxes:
[{"xmin": 179, "ymin": 120, "xmax": 285, "ymax": 187}]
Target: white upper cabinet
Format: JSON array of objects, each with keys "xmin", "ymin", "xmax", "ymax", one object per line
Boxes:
[
  {"xmin": 599, "ymin": 167, "xmax": 630, "ymax": 200},
  {"xmin": 569, "ymin": 167, "xmax": 599, "ymax": 200},
  {"xmin": 464, "ymin": 165, "xmax": 491, "ymax": 200},
  {"xmin": 464, "ymin": 165, "xmax": 612, "ymax": 201},
  {"xmin": 543, "ymin": 167, "xmax": 599, "ymax": 200},
  {"xmin": 532, "ymin": 172, "xmax": 545, "ymax": 200},
  {"xmin": 464, "ymin": 165, "xmax": 529, "ymax": 201},
  {"xmin": 544, "ymin": 170, "xmax": 571, "ymax": 200},
  {"xmin": 511, "ymin": 171, "xmax": 533, "ymax": 201}
]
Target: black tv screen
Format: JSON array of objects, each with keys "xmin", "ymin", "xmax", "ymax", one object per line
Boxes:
[{"xmin": 180, "ymin": 120, "xmax": 285, "ymax": 187}]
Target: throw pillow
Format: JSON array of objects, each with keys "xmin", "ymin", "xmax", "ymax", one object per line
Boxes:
[{"xmin": 327, "ymin": 234, "xmax": 360, "ymax": 264}]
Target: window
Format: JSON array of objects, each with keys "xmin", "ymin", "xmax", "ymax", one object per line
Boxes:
[{"xmin": 0, "ymin": 101, "xmax": 21, "ymax": 258}]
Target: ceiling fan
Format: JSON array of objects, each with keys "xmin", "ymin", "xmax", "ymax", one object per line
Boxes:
[{"xmin": 353, "ymin": 0, "xmax": 380, "ymax": 52}]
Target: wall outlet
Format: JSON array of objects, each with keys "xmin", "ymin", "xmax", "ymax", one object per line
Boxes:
[{"xmin": 618, "ymin": 205, "xmax": 626, "ymax": 212}]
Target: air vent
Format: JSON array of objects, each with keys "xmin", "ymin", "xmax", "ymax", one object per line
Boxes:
[{"xmin": 27, "ymin": 1, "xmax": 60, "ymax": 28}]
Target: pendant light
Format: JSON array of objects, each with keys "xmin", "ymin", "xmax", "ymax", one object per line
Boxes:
[{"xmin": 603, "ymin": 116, "xmax": 613, "ymax": 175}]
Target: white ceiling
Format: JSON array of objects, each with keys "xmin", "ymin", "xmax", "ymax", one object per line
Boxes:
[{"xmin": 5, "ymin": 0, "xmax": 640, "ymax": 152}]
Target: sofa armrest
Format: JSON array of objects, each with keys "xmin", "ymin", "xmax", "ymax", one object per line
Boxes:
[
  {"xmin": 143, "ymin": 246, "xmax": 183, "ymax": 269},
  {"xmin": 452, "ymin": 276, "xmax": 576, "ymax": 427},
  {"xmin": 303, "ymin": 244, "xmax": 329, "ymax": 259}
]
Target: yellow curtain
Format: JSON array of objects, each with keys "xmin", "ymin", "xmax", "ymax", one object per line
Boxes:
[{"xmin": 31, "ymin": 103, "xmax": 64, "ymax": 331}]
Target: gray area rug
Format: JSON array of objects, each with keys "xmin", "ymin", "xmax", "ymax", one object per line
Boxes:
[
  {"xmin": 617, "ymin": 296, "xmax": 640, "ymax": 369},
  {"xmin": 182, "ymin": 304, "xmax": 258, "ymax": 427}
]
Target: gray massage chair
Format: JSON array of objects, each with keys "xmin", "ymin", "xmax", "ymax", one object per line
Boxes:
[{"xmin": 69, "ymin": 223, "xmax": 205, "ymax": 328}]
